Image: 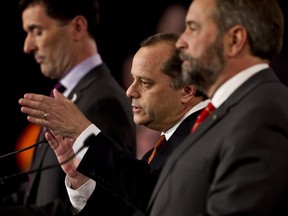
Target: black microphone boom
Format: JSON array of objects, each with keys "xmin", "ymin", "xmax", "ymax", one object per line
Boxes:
[
  {"xmin": 0, "ymin": 141, "xmax": 47, "ymax": 159},
  {"xmin": 0, "ymin": 140, "xmax": 47, "ymax": 197},
  {"xmin": 0, "ymin": 143, "xmax": 87, "ymax": 187}
]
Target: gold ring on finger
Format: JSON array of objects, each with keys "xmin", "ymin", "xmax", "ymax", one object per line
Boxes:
[{"xmin": 43, "ymin": 113, "xmax": 48, "ymax": 120}]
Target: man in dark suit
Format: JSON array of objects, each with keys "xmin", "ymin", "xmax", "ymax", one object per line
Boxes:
[
  {"xmin": 1, "ymin": 0, "xmax": 136, "ymax": 215},
  {"xmin": 147, "ymin": 0, "xmax": 288, "ymax": 215},
  {"xmin": 18, "ymin": 32, "xmax": 209, "ymax": 215}
]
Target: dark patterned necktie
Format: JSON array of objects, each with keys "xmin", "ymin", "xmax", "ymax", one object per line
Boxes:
[
  {"xmin": 148, "ymin": 135, "xmax": 166, "ymax": 164},
  {"xmin": 37, "ymin": 82, "xmax": 67, "ymax": 143},
  {"xmin": 191, "ymin": 102, "xmax": 215, "ymax": 133},
  {"xmin": 39, "ymin": 82, "xmax": 66, "ymax": 139},
  {"xmin": 50, "ymin": 82, "xmax": 66, "ymax": 96}
]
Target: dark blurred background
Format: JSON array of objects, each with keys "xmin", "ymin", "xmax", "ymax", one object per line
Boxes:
[{"xmin": 2, "ymin": 0, "xmax": 287, "ymax": 179}]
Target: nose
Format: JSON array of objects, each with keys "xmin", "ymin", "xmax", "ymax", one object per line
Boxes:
[
  {"xmin": 126, "ymin": 81, "xmax": 140, "ymax": 99},
  {"xmin": 176, "ymin": 32, "xmax": 188, "ymax": 50},
  {"xmin": 23, "ymin": 34, "xmax": 36, "ymax": 54}
]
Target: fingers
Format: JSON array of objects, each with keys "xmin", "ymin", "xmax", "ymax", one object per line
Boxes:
[
  {"xmin": 19, "ymin": 93, "xmax": 51, "ymax": 116},
  {"xmin": 19, "ymin": 93, "xmax": 49, "ymax": 106},
  {"xmin": 19, "ymin": 93, "xmax": 56, "ymax": 127},
  {"xmin": 52, "ymin": 89, "xmax": 64, "ymax": 98},
  {"xmin": 53, "ymin": 89, "xmax": 71, "ymax": 102},
  {"xmin": 20, "ymin": 93, "xmax": 49, "ymax": 105},
  {"xmin": 21, "ymin": 106, "xmax": 47, "ymax": 119},
  {"xmin": 46, "ymin": 132, "xmax": 65, "ymax": 150},
  {"xmin": 46, "ymin": 131, "xmax": 75, "ymax": 155},
  {"xmin": 46, "ymin": 132, "xmax": 59, "ymax": 150}
]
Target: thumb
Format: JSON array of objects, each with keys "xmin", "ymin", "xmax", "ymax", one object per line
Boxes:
[{"xmin": 52, "ymin": 88, "xmax": 66, "ymax": 99}]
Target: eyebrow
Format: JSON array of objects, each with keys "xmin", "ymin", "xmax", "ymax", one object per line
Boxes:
[
  {"xmin": 186, "ymin": 20, "xmax": 200, "ymax": 28},
  {"xmin": 26, "ymin": 24, "xmax": 41, "ymax": 32}
]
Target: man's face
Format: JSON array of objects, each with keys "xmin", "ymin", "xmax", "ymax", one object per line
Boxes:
[
  {"xmin": 176, "ymin": 0, "xmax": 224, "ymax": 96},
  {"xmin": 22, "ymin": 4, "xmax": 74, "ymax": 79},
  {"xmin": 126, "ymin": 42, "xmax": 184, "ymax": 132}
]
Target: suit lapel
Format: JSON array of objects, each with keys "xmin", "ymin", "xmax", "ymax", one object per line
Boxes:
[
  {"xmin": 148, "ymin": 106, "xmax": 225, "ymax": 205},
  {"xmin": 67, "ymin": 63, "xmax": 110, "ymax": 103},
  {"xmin": 148, "ymin": 111, "xmax": 201, "ymax": 169}
]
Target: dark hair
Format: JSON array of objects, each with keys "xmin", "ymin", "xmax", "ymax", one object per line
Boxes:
[
  {"xmin": 19, "ymin": 0, "xmax": 100, "ymax": 41},
  {"xmin": 213, "ymin": 0, "xmax": 284, "ymax": 61},
  {"xmin": 140, "ymin": 32, "xmax": 205, "ymax": 98}
]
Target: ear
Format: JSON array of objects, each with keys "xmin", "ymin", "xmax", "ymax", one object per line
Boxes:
[
  {"xmin": 180, "ymin": 85, "xmax": 196, "ymax": 104},
  {"xmin": 225, "ymin": 25, "xmax": 247, "ymax": 57},
  {"xmin": 70, "ymin": 15, "xmax": 88, "ymax": 40}
]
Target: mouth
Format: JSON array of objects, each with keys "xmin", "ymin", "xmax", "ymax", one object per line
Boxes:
[
  {"xmin": 35, "ymin": 55, "xmax": 44, "ymax": 64},
  {"xmin": 179, "ymin": 52, "xmax": 189, "ymax": 63},
  {"xmin": 182, "ymin": 59, "xmax": 189, "ymax": 65},
  {"xmin": 131, "ymin": 105, "xmax": 142, "ymax": 113}
]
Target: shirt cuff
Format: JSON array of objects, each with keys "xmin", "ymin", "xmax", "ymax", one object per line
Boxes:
[
  {"xmin": 73, "ymin": 124, "xmax": 101, "ymax": 164},
  {"xmin": 65, "ymin": 175, "xmax": 96, "ymax": 213}
]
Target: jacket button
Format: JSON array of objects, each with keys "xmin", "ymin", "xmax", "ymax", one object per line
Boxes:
[{"xmin": 90, "ymin": 170, "xmax": 95, "ymax": 176}]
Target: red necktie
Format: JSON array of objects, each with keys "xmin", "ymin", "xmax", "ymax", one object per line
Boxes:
[
  {"xmin": 191, "ymin": 102, "xmax": 215, "ymax": 133},
  {"xmin": 148, "ymin": 135, "xmax": 166, "ymax": 164}
]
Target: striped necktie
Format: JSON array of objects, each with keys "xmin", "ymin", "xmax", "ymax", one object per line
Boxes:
[
  {"xmin": 191, "ymin": 102, "xmax": 215, "ymax": 133},
  {"xmin": 148, "ymin": 135, "xmax": 166, "ymax": 164}
]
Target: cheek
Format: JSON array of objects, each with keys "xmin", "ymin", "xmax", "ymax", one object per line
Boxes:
[
  {"xmin": 45, "ymin": 31, "xmax": 69, "ymax": 52},
  {"xmin": 143, "ymin": 97, "xmax": 158, "ymax": 116},
  {"xmin": 188, "ymin": 33, "xmax": 216, "ymax": 57},
  {"xmin": 38, "ymin": 36, "xmax": 61, "ymax": 60},
  {"xmin": 154, "ymin": 92, "xmax": 179, "ymax": 113},
  {"xmin": 143, "ymin": 88, "xmax": 178, "ymax": 114},
  {"xmin": 140, "ymin": 93, "xmax": 162, "ymax": 117},
  {"xmin": 188, "ymin": 41, "xmax": 207, "ymax": 58}
]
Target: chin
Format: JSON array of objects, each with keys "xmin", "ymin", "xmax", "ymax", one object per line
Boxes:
[{"xmin": 135, "ymin": 118, "xmax": 149, "ymax": 127}]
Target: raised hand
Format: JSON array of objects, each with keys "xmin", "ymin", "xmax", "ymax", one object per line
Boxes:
[
  {"xmin": 19, "ymin": 89, "xmax": 92, "ymax": 140},
  {"xmin": 46, "ymin": 131, "xmax": 90, "ymax": 189}
]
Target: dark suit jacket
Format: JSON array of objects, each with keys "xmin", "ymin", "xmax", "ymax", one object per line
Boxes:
[
  {"xmin": 148, "ymin": 68, "xmax": 288, "ymax": 216},
  {"xmin": 72, "ymin": 110, "xmax": 201, "ymax": 215},
  {"xmin": 2, "ymin": 63, "xmax": 136, "ymax": 216}
]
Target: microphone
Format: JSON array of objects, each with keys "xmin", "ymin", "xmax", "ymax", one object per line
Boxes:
[
  {"xmin": 0, "ymin": 140, "xmax": 46, "ymax": 160},
  {"xmin": 0, "ymin": 142, "xmax": 87, "ymax": 186}
]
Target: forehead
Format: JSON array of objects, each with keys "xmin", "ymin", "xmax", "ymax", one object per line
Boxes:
[
  {"xmin": 131, "ymin": 42, "xmax": 174, "ymax": 76},
  {"xmin": 22, "ymin": 4, "xmax": 56, "ymax": 29},
  {"xmin": 22, "ymin": 4, "xmax": 46, "ymax": 20},
  {"xmin": 186, "ymin": 0, "xmax": 216, "ymax": 23}
]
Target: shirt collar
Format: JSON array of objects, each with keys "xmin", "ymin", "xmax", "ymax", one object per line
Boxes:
[
  {"xmin": 59, "ymin": 54, "xmax": 102, "ymax": 97},
  {"xmin": 163, "ymin": 99, "xmax": 211, "ymax": 140},
  {"xmin": 212, "ymin": 63, "xmax": 269, "ymax": 108}
]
